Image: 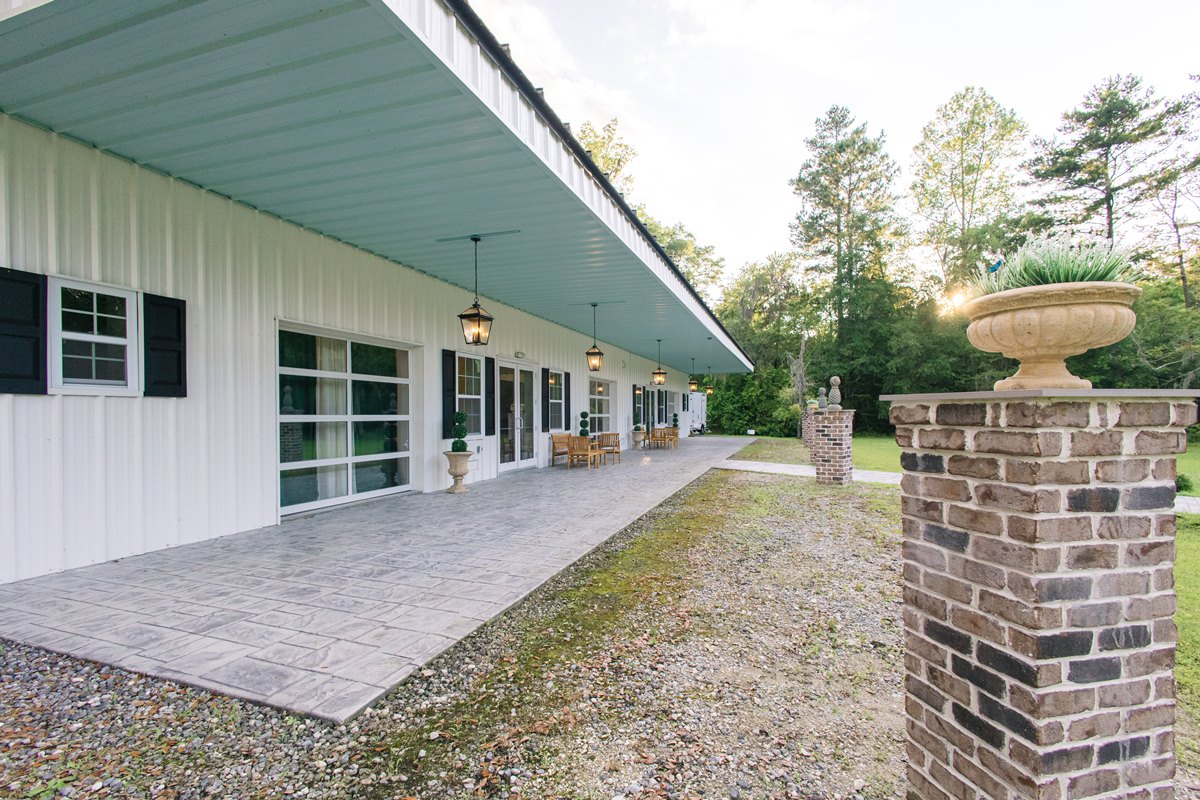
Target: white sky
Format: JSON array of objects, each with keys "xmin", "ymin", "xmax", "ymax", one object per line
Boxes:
[{"xmin": 469, "ymin": 0, "xmax": 1199, "ymax": 275}]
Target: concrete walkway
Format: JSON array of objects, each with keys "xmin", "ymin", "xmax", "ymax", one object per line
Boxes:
[
  {"xmin": 0, "ymin": 436, "xmax": 750, "ymax": 722},
  {"xmin": 716, "ymin": 458, "xmax": 902, "ymax": 485},
  {"xmin": 717, "ymin": 458, "xmax": 1200, "ymax": 514}
]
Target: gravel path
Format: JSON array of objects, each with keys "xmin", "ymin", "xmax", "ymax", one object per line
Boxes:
[{"xmin": 4, "ymin": 469, "xmax": 1197, "ymax": 799}]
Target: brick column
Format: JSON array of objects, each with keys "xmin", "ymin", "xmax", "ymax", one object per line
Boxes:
[
  {"xmin": 885, "ymin": 392, "xmax": 1196, "ymax": 800},
  {"xmin": 812, "ymin": 408, "xmax": 854, "ymax": 485},
  {"xmin": 803, "ymin": 406, "xmax": 817, "ymax": 449}
]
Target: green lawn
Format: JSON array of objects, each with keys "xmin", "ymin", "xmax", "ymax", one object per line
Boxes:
[
  {"xmin": 852, "ymin": 433, "xmax": 903, "ymax": 473},
  {"xmin": 1179, "ymin": 514, "xmax": 1200, "ymax": 768},
  {"xmin": 1178, "ymin": 445, "xmax": 1200, "ymax": 496},
  {"xmin": 729, "ymin": 434, "xmax": 903, "ymax": 473}
]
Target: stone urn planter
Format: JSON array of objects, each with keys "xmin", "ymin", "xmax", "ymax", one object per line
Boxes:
[
  {"xmin": 633, "ymin": 429, "xmax": 645, "ymax": 447},
  {"xmin": 443, "ymin": 450, "xmax": 471, "ymax": 494},
  {"xmin": 964, "ymin": 281, "xmax": 1141, "ymax": 390}
]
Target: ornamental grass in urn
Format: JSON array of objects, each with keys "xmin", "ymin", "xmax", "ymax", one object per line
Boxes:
[{"xmin": 964, "ymin": 239, "xmax": 1141, "ymax": 390}]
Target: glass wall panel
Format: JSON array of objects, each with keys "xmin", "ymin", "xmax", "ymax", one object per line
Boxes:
[
  {"xmin": 351, "ymin": 342, "xmax": 408, "ymax": 378},
  {"xmin": 354, "ymin": 457, "xmax": 409, "ymax": 494},
  {"xmin": 353, "ymin": 381, "xmax": 408, "ymax": 415},
  {"xmin": 353, "ymin": 420, "xmax": 409, "ymax": 456},
  {"xmin": 279, "ymin": 375, "xmax": 347, "ymax": 415},
  {"xmin": 280, "ymin": 465, "xmax": 348, "ymax": 507},
  {"xmin": 279, "ymin": 422, "xmax": 347, "ymax": 463}
]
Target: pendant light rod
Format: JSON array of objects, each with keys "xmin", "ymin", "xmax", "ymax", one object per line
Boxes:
[
  {"xmin": 471, "ymin": 235, "xmax": 480, "ymax": 304},
  {"xmin": 591, "ymin": 302, "xmax": 598, "ymax": 344}
]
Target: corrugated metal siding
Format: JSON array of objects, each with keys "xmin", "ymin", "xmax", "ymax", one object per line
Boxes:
[{"xmin": 0, "ymin": 114, "xmax": 696, "ymax": 583}]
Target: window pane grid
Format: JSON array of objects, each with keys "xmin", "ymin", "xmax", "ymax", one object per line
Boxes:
[
  {"xmin": 52, "ymin": 281, "xmax": 136, "ymax": 391},
  {"xmin": 279, "ymin": 329, "xmax": 411, "ymax": 510}
]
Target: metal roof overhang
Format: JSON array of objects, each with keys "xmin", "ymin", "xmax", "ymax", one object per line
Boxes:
[{"xmin": 0, "ymin": 0, "xmax": 753, "ymax": 374}]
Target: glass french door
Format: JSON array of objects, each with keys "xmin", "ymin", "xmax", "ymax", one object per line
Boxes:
[{"xmin": 499, "ymin": 363, "xmax": 537, "ymax": 470}]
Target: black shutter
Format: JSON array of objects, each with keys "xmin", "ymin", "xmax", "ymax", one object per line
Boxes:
[
  {"xmin": 485, "ymin": 356, "xmax": 496, "ymax": 436},
  {"xmin": 564, "ymin": 371, "xmax": 571, "ymax": 430},
  {"xmin": 632, "ymin": 384, "xmax": 638, "ymax": 424},
  {"xmin": 541, "ymin": 367, "xmax": 550, "ymax": 430},
  {"xmin": 442, "ymin": 349, "xmax": 456, "ymax": 438},
  {"xmin": 142, "ymin": 294, "xmax": 187, "ymax": 397},
  {"xmin": 0, "ymin": 268, "xmax": 48, "ymax": 395}
]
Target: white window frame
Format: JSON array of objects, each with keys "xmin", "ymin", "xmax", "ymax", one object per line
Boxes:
[
  {"xmin": 277, "ymin": 326, "xmax": 413, "ymax": 514},
  {"xmin": 456, "ymin": 353, "xmax": 485, "ymax": 438},
  {"xmin": 548, "ymin": 369, "xmax": 565, "ymax": 431},
  {"xmin": 589, "ymin": 379, "xmax": 611, "ymax": 433},
  {"xmin": 48, "ymin": 276, "xmax": 140, "ymax": 397}
]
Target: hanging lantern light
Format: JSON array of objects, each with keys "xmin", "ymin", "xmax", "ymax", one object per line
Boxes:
[
  {"xmin": 688, "ymin": 358, "xmax": 699, "ymax": 393},
  {"xmin": 458, "ymin": 236, "xmax": 494, "ymax": 345},
  {"xmin": 651, "ymin": 339, "xmax": 667, "ymax": 385},
  {"xmin": 585, "ymin": 302, "xmax": 604, "ymax": 371},
  {"xmin": 705, "ymin": 364, "xmax": 714, "ymax": 395}
]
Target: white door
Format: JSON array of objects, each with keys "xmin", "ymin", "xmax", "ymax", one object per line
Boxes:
[{"xmin": 499, "ymin": 362, "xmax": 537, "ymax": 470}]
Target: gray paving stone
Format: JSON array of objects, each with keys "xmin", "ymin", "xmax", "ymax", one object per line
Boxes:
[
  {"xmin": 203, "ymin": 657, "xmax": 310, "ymax": 697},
  {"xmin": 0, "ymin": 437, "xmax": 749, "ymax": 722}
]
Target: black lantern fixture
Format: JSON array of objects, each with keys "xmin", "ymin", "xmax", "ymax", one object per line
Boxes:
[
  {"xmin": 688, "ymin": 358, "xmax": 699, "ymax": 393},
  {"xmin": 457, "ymin": 236, "xmax": 494, "ymax": 346},
  {"xmin": 651, "ymin": 339, "xmax": 667, "ymax": 385},
  {"xmin": 705, "ymin": 364, "xmax": 714, "ymax": 396},
  {"xmin": 585, "ymin": 302, "xmax": 604, "ymax": 371}
]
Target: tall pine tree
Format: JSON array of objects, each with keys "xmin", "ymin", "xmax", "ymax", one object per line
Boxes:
[
  {"xmin": 789, "ymin": 106, "xmax": 903, "ymax": 341},
  {"xmin": 1029, "ymin": 74, "xmax": 1192, "ymax": 243}
]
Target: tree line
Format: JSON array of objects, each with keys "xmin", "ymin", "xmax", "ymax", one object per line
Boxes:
[{"xmin": 580, "ymin": 74, "xmax": 1200, "ymax": 434}]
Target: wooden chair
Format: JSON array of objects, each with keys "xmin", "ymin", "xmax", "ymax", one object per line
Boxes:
[
  {"xmin": 649, "ymin": 427, "xmax": 670, "ymax": 448},
  {"xmin": 549, "ymin": 433, "xmax": 570, "ymax": 466},
  {"xmin": 597, "ymin": 432, "xmax": 621, "ymax": 464},
  {"xmin": 567, "ymin": 435, "xmax": 602, "ymax": 469}
]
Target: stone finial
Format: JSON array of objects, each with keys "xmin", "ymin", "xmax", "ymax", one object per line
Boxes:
[
  {"xmin": 817, "ymin": 387, "xmax": 828, "ymax": 409},
  {"xmin": 827, "ymin": 376, "xmax": 842, "ymax": 411}
]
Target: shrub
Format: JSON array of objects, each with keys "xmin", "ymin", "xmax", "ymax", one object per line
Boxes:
[
  {"xmin": 451, "ymin": 410, "xmax": 468, "ymax": 452},
  {"xmin": 968, "ymin": 238, "xmax": 1137, "ymax": 297},
  {"xmin": 1179, "ymin": 473, "xmax": 1195, "ymax": 494}
]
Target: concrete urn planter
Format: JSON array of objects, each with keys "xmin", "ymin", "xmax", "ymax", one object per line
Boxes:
[
  {"xmin": 633, "ymin": 430, "xmax": 645, "ymax": 447},
  {"xmin": 964, "ymin": 281, "xmax": 1141, "ymax": 390},
  {"xmin": 443, "ymin": 450, "xmax": 471, "ymax": 494}
]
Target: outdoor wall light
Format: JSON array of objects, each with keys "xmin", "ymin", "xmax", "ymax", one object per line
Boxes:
[
  {"xmin": 705, "ymin": 364, "xmax": 714, "ymax": 395},
  {"xmin": 585, "ymin": 302, "xmax": 604, "ymax": 371},
  {"xmin": 651, "ymin": 339, "xmax": 667, "ymax": 385},
  {"xmin": 688, "ymin": 358, "xmax": 699, "ymax": 392},
  {"xmin": 458, "ymin": 236, "xmax": 494, "ymax": 346}
]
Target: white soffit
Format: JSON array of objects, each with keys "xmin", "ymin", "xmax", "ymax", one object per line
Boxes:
[{"xmin": 0, "ymin": 0, "xmax": 752, "ymax": 373}]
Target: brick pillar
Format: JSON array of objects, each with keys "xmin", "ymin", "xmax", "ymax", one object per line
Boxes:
[
  {"xmin": 887, "ymin": 392, "xmax": 1196, "ymax": 800},
  {"xmin": 812, "ymin": 408, "xmax": 854, "ymax": 485},
  {"xmin": 803, "ymin": 407, "xmax": 817, "ymax": 449}
]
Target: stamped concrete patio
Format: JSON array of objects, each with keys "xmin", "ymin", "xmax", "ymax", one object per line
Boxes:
[{"xmin": 0, "ymin": 437, "xmax": 748, "ymax": 722}]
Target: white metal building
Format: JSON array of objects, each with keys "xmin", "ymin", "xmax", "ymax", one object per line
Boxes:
[{"xmin": 0, "ymin": 0, "xmax": 752, "ymax": 583}]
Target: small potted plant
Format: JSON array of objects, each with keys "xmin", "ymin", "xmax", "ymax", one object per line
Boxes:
[
  {"xmin": 633, "ymin": 408, "xmax": 644, "ymax": 447},
  {"xmin": 579, "ymin": 410, "xmax": 590, "ymax": 437},
  {"xmin": 443, "ymin": 410, "xmax": 471, "ymax": 494},
  {"xmin": 671, "ymin": 412, "xmax": 679, "ymax": 428},
  {"xmin": 963, "ymin": 238, "xmax": 1141, "ymax": 390}
]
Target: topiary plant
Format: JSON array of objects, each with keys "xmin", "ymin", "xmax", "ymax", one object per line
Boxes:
[
  {"xmin": 633, "ymin": 407, "xmax": 642, "ymax": 432},
  {"xmin": 451, "ymin": 410, "xmax": 468, "ymax": 452},
  {"xmin": 672, "ymin": 412, "xmax": 679, "ymax": 428},
  {"xmin": 579, "ymin": 410, "xmax": 590, "ymax": 437}
]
